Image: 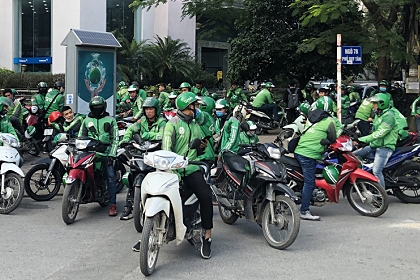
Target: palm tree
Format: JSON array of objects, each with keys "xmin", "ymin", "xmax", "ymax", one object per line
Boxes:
[{"xmin": 116, "ymin": 37, "xmax": 148, "ymax": 83}]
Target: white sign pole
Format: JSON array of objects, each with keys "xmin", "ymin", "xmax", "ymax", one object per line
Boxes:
[{"xmin": 337, "ymin": 34, "xmax": 342, "ymax": 123}]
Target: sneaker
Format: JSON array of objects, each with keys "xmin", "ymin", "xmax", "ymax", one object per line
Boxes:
[
  {"xmin": 300, "ymin": 210, "xmax": 320, "ymax": 221},
  {"xmin": 119, "ymin": 207, "xmax": 133, "ymax": 220},
  {"xmin": 201, "ymin": 237, "xmax": 212, "ymax": 259},
  {"xmin": 109, "ymin": 204, "xmax": 117, "ymax": 216},
  {"xmin": 132, "ymin": 241, "xmax": 141, "ymax": 252}
]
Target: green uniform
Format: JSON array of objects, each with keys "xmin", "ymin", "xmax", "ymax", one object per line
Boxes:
[
  {"xmin": 44, "ymin": 89, "xmax": 65, "ymax": 118},
  {"xmin": 332, "ymin": 116, "xmax": 343, "ymax": 137},
  {"xmin": 131, "ymin": 97, "xmax": 143, "ymax": 120},
  {"xmin": 79, "ymin": 114, "xmax": 118, "ymax": 157},
  {"xmin": 7, "ymin": 100, "xmax": 24, "ymax": 124},
  {"xmin": 52, "ymin": 114, "xmax": 85, "ymax": 138},
  {"xmin": 31, "ymin": 93, "xmax": 45, "ymax": 110},
  {"xmin": 120, "ymin": 116, "xmax": 166, "ymax": 145},
  {"xmin": 355, "ymin": 99, "xmax": 373, "ymax": 121},
  {"xmin": 196, "ymin": 111, "xmax": 216, "ymax": 161},
  {"xmin": 227, "ymin": 88, "xmax": 248, "ymax": 108},
  {"xmin": 239, "ymin": 132, "xmax": 259, "ymax": 145},
  {"xmin": 191, "ymin": 86, "xmax": 209, "ymax": 97},
  {"xmin": 118, "ymin": 88, "xmax": 128, "ymax": 101},
  {"xmin": 358, "ymin": 108, "xmax": 398, "ymax": 150},
  {"xmin": 162, "ymin": 112, "xmax": 202, "ymax": 178},
  {"xmin": 390, "ymin": 107, "xmax": 408, "ymax": 141},
  {"xmin": 411, "ymin": 96, "xmax": 420, "ymax": 115},
  {"xmin": 0, "ymin": 115, "xmax": 18, "ymax": 141},
  {"xmin": 158, "ymin": 91, "xmax": 169, "ymax": 109},
  {"xmin": 341, "ymin": 95, "xmax": 350, "ymax": 116},
  {"xmin": 349, "ymin": 91, "xmax": 361, "ymax": 102},
  {"xmin": 139, "ymin": 89, "xmax": 147, "ymax": 101},
  {"xmin": 252, "ymin": 89, "xmax": 273, "ymax": 108},
  {"xmin": 219, "ymin": 117, "xmax": 240, "ymax": 156}
]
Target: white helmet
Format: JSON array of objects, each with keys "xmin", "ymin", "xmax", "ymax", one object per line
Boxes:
[
  {"xmin": 233, "ymin": 105, "xmax": 247, "ymax": 121},
  {"xmin": 31, "ymin": 106, "xmax": 39, "ymax": 114}
]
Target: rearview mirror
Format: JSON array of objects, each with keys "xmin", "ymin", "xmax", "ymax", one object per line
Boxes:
[
  {"xmin": 240, "ymin": 121, "xmax": 250, "ymax": 132},
  {"xmin": 320, "ymin": 139, "xmax": 331, "ymax": 146},
  {"xmin": 284, "ymin": 130, "xmax": 293, "ymax": 138},
  {"xmin": 189, "ymin": 138, "xmax": 202, "ymax": 150}
]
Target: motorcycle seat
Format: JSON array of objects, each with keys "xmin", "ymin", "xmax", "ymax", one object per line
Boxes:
[
  {"xmin": 222, "ymin": 151, "xmax": 249, "ymax": 173},
  {"xmin": 396, "ymin": 134, "xmax": 414, "ymax": 148},
  {"xmin": 278, "ymin": 155, "xmax": 300, "ymax": 168},
  {"xmin": 392, "ymin": 145, "xmax": 415, "ymax": 157}
]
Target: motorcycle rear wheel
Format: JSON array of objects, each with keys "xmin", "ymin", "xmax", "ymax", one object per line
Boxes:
[
  {"xmin": 62, "ymin": 180, "xmax": 83, "ymax": 224},
  {"xmin": 217, "ymin": 180, "xmax": 239, "ymax": 224},
  {"xmin": 139, "ymin": 213, "xmax": 161, "ymax": 276},
  {"xmin": 27, "ymin": 141, "xmax": 41, "ymax": 156},
  {"xmin": 115, "ymin": 162, "xmax": 126, "ymax": 194},
  {"xmin": 346, "ymin": 179, "xmax": 388, "ymax": 217},
  {"xmin": 133, "ymin": 187, "xmax": 144, "ymax": 232},
  {"xmin": 24, "ymin": 164, "xmax": 61, "ymax": 201},
  {"xmin": 393, "ymin": 162, "xmax": 420, "ymax": 203},
  {"xmin": 261, "ymin": 195, "xmax": 300, "ymax": 250},
  {"xmin": 0, "ymin": 173, "xmax": 24, "ymax": 214}
]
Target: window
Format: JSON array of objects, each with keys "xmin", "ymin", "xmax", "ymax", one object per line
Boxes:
[{"xmin": 106, "ymin": 0, "xmax": 134, "ymax": 42}]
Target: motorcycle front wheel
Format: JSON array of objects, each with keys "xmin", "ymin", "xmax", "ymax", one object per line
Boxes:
[
  {"xmin": 0, "ymin": 173, "xmax": 24, "ymax": 214},
  {"xmin": 393, "ymin": 162, "xmax": 420, "ymax": 203},
  {"xmin": 217, "ymin": 180, "xmax": 239, "ymax": 225},
  {"xmin": 24, "ymin": 164, "xmax": 61, "ymax": 201},
  {"xmin": 133, "ymin": 187, "xmax": 144, "ymax": 232},
  {"xmin": 61, "ymin": 180, "xmax": 83, "ymax": 224},
  {"xmin": 261, "ymin": 195, "xmax": 300, "ymax": 250},
  {"xmin": 346, "ymin": 179, "xmax": 388, "ymax": 217},
  {"xmin": 139, "ymin": 213, "xmax": 162, "ymax": 276}
]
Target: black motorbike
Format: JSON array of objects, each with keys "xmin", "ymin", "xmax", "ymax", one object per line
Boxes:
[{"xmin": 213, "ymin": 122, "xmax": 300, "ymax": 250}]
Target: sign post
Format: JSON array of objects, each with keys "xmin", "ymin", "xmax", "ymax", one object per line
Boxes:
[{"xmin": 337, "ymin": 34, "xmax": 342, "ymax": 123}]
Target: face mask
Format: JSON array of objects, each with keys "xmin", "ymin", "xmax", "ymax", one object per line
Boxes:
[
  {"xmin": 216, "ymin": 111, "xmax": 224, "ymax": 117},
  {"xmin": 39, "ymin": 88, "xmax": 48, "ymax": 94},
  {"xmin": 379, "ymin": 87, "xmax": 387, "ymax": 92},
  {"xmin": 195, "ymin": 108, "xmax": 201, "ymax": 118}
]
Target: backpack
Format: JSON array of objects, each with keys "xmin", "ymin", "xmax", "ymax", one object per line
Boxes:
[{"xmin": 287, "ymin": 88, "xmax": 300, "ymax": 109}]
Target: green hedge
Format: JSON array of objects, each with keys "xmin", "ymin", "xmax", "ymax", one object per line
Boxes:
[{"xmin": 0, "ymin": 70, "xmax": 65, "ymax": 89}]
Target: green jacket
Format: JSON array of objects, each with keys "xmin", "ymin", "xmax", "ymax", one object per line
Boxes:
[
  {"xmin": 78, "ymin": 114, "xmax": 118, "ymax": 157},
  {"xmin": 131, "ymin": 97, "xmax": 143, "ymax": 120},
  {"xmin": 411, "ymin": 96, "xmax": 420, "ymax": 115},
  {"xmin": 192, "ymin": 86, "xmax": 209, "ymax": 97},
  {"xmin": 295, "ymin": 110, "xmax": 337, "ymax": 160},
  {"xmin": 162, "ymin": 112, "xmax": 203, "ymax": 177},
  {"xmin": 341, "ymin": 95, "xmax": 350, "ymax": 116},
  {"xmin": 7, "ymin": 99, "xmax": 24, "ymax": 124},
  {"xmin": 390, "ymin": 107, "xmax": 408, "ymax": 141},
  {"xmin": 252, "ymin": 89, "xmax": 273, "ymax": 108},
  {"xmin": 158, "ymin": 91, "xmax": 169, "ymax": 109},
  {"xmin": 0, "ymin": 115, "xmax": 18, "ymax": 141},
  {"xmin": 349, "ymin": 91, "xmax": 361, "ymax": 102},
  {"xmin": 118, "ymin": 88, "xmax": 128, "ymax": 100},
  {"xmin": 220, "ymin": 116, "xmax": 241, "ymax": 156},
  {"xmin": 332, "ymin": 116, "xmax": 343, "ymax": 137},
  {"xmin": 196, "ymin": 111, "xmax": 216, "ymax": 161},
  {"xmin": 120, "ymin": 116, "xmax": 166, "ymax": 145},
  {"xmin": 31, "ymin": 93, "xmax": 45, "ymax": 110},
  {"xmin": 358, "ymin": 108, "xmax": 399, "ymax": 150},
  {"xmin": 52, "ymin": 114, "xmax": 85, "ymax": 138},
  {"xmin": 44, "ymin": 89, "xmax": 65, "ymax": 118},
  {"xmin": 239, "ymin": 132, "xmax": 259, "ymax": 145},
  {"xmin": 355, "ymin": 99, "xmax": 373, "ymax": 121},
  {"xmin": 227, "ymin": 88, "xmax": 248, "ymax": 108},
  {"xmin": 139, "ymin": 89, "xmax": 147, "ymax": 101}
]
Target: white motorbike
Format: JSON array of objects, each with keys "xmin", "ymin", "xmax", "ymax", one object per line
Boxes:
[
  {"xmin": 0, "ymin": 133, "xmax": 25, "ymax": 214},
  {"xmin": 138, "ymin": 139, "xmax": 207, "ymax": 276}
]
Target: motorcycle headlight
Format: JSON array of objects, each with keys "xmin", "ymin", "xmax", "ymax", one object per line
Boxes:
[
  {"xmin": 267, "ymin": 146, "xmax": 281, "ymax": 159},
  {"xmin": 75, "ymin": 139, "xmax": 90, "ymax": 150},
  {"xmin": 154, "ymin": 156, "xmax": 175, "ymax": 170}
]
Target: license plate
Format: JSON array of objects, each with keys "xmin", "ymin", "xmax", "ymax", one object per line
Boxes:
[
  {"xmin": 119, "ymin": 129, "xmax": 126, "ymax": 136},
  {"xmin": 44, "ymin": 129, "xmax": 54, "ymax": 136}
]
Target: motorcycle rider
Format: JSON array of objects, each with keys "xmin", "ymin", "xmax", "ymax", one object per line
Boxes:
[
  {"xmin": 119, "ymin": 97, "xmax": 167, "ymax": 221},
  {"xmin": 161, "ymin": 91, "xmax": 213, "ymax": 259},
  {"xmin": 44, "ymin": 81, "xmax": 65, "ymax": 120},
  {"xmin": 214, "ymin": 99, "xmax": 231, "ymax": 149},
  {"xmin": 301, "ymin": 82, "xmax": 315, "ymax": 104},
  {"xmin": 355, "ymin": 93, "xmax": 399, "ymax": 189},
  {"xmin": 116, "ymin": 81, "xmax": 128, "ymax": 113},
  {"xmin": 3, "ymin": 88, "xmax": 24, "ymax": 135},
  {"xmin": 197, "ymin": 96, "xmax": 217, "ymax": 167},
  {"xmin": 227, "ymin": 81, "xmax": 247, "ymax": 109},
  {"xmin": 284, "ymin": 80, "xmax": 305, "ymax": 124},
  {"xmin": 348, "ymin": 85, "xmax": 361, "ymax": 102},
  {"xmin": 355, "ymin": 97, "xmax": 374, "ymax": 137},
  {"xmin": 0, "ymin": 97, "xmax": 19, "ymax": 141},
  {"xmin": 51, "ymin": 106, "xmax": 85, "ymax": 138},
  {"xmin": 252, "ymin": 82, "xmax": 280, "ymax": 124},
  {"xmin": 32, "ymin": 82, "xmax": 48, "ymax": 110},
  {"xmin": 294, "ymin": 109, "xmax": 337, "ymax": 221},
  {"xmin": 163, "ymin": 92, "xmax": 177, "ymax": 111},
  {"xmin": 126, "ymin": 85, "xmax": 144, "ymax": 121},
  {"xmin": 131, "ymin": 81, "xmax": 147, "ymax": 101},
  {"xmin": 192, "ymin": 80, "xmax": 209, "ymax": 97},
  {"xmin": 79, "ymin": 96, "xmax": 119, "ymax": 216},
  {"xmin": 315, "ymin": 97, "xmax": 343, "ymax": 137},
  {"xmin": 158, "ymin": 82, "xmax": 170, "ymax": 108},
  {"xmin": 219, "ymin": 105, "xmax": 247, "ymax": 157},
  {"xmin": 239, "ymin": 120, "xmax": 259, "ymax": 145}
]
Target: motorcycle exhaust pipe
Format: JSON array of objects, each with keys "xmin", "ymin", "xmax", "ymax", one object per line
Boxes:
[{"xmin": 211, "ymin": 185, "xmax": 232, "ymax": 208}]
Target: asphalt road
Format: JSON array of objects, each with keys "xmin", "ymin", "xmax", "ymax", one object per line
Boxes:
[{"xmin": 2, "ymin": 131, "xmax": 420, "ymax": 280}]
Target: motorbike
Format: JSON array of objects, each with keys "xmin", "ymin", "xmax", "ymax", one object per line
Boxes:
[
  {"xmin": 242, "ymin": 101, "xmax": 286, "ymax": 135},
  {"xmin": 276, "ymin": 134, "xmax": 389, "ymax": 217},
  {"xmin": 61, "ymin": 137, "xmax": 111, "ymax": 224},
  {"xmin": 138, "ymin": 139, "xmax": 208, "ymax": 276},
  {"xmin": 23, "ymin": 105, "xmax": 48, "ymax": 152},
  {"xmin": 0, "ymin": 133, "xmax": 25, "ymax": 214},
  {"xmin": 163, "ymin": 109, "xmax": 177, "ymax": 121},
  {"xmin": 120, "ymin": 136, "xmax": 161, "ymax": 232},
  {"xmin": 214, "ymin": 122, "xmax": 300, "ymax": 250},
  {"xmin": 23, "ymin": 136, "xmax": 69, "ymax": 201}
]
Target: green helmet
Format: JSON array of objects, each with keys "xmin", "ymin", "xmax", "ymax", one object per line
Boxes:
[
  {"xmin": 53, "ymin": 133, "xmax": 68, "ymax": 144},
  {"xmin": 37, "ymin": 82, "xmax": 48, "ymax": 90},
  {"xmin": 299, "ymin": 102, "xmax": 311, "ymax": 116},
  {"xmin": 118, "ymin": 81, "xmax": 127, "ymax": 88},
  {"xmin": 370, "ymin": 93, "xmax": 390, "ymax": 110},
  {"xmin": 379, "ymin": 80, "xmax": 389, "ymax": 87},
  {"xmin": 211, "ymin": 93, "xmax": 219, "ymax": 101},
  {"xmin": 200, "ymin": 96, "xmax": 216, "ymax": 114},
  {"xmin": 176, "ymin": 92, "xmax": 198, "ymax": 110},
  {"xmin": 11, "ymin": 89, "xmax": 18, "ymax": 95},
  {"xmin": 316, "ymin": 96, "xmax": 334, "ymax": 113},
  {"xmin": 142, "ymin": 97, "xmax": 161, "ymax": 116},
  {"xmin": 246, "ymin": 120, "xmax": 257, "ymax": 130},
  {"xmin": 347, "ymin": 85, "xmax": 356, "ymax": 92},
  {"xmin": 323, "ymin": 165, "xmax": 339, "ymax": 185},
  {"xmin": 230, "ymin": 95, "xmax": 239, "ymax": 103},
  {"xmin": 127, "ymin": 85, "xmax": 137, "ymax": 92},
  {"xmin": 0, "ymin": 96, "xmax": 13, "ymax": 108},
  {"xmin": 89, "ymin": 96, "xmax": 107, "ymax": 116},
  {"xmin": 265, "ymin": 82, "xmax": 275, "ymax": 88},
  {"xmin": 179, "ymin": 82, "xmax": 191, "ymax": 89},
  {"xmin": 25, "ymin": 126, "xmax": 36, "ymax": 139},
  {"xmin": 168, "ymin": 92, "xmax": 177, "ymax": 99},
  {"xmin": 215, "ymin": 99, "xmax": 229, "ymax": 109}
]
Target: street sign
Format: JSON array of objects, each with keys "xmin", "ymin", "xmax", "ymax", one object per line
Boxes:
[
  {"xmin": 341, "ymin": 46, "xmax": 362, "ymax": 65},
  {"xmin": 13, "ymin": 57, "xmax": 52, "ymax": 64}
]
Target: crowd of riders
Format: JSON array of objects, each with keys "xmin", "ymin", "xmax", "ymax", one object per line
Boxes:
[{"xmin": 0, "ymin": 78, "xmax": 413, "ymax": 259}]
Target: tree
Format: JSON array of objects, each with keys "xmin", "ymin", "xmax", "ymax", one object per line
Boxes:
[{"xmin": 116, "ymin": 36, "xmax": 148, "ymax": 83}]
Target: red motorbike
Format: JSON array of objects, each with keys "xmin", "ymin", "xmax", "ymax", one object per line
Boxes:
[
  {"xmin": 61, "ymin": 137, "xmax": 109, "ymax": 224},
  {"xmin": 278, "ymin": 135, "xmax": 389, "ymax": 217}
]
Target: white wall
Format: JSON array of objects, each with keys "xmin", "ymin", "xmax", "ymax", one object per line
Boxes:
[
  {"xmin": 0, "ymin": 0, "xmax": 15, "ymax": 71},
  {"xmin": 168, "ymin": 1, "xmax": 196, "ymax": 55}
]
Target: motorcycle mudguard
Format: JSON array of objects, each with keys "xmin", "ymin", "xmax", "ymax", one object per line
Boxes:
[
  {"xmin": 30, "ymin": 158, "xmax": 52, "ymax": 166},
  {"xmin": 282, "ymin": 124, "xmax": 298, "ymax": 133},
  {"xmin": 266, "ymin": 182, "xmax": 300, "ymax": 203},
  {"xmin": 144, "ymin": 196, "xmax": 170, "ymax": 218},
  {"xmin": 1, "ymin": 163, "xmax": 24, "ymax": 177},
  {"xmin": 348, "ymin": 168, "xmax": 379, "ymax": 184},
  {"xmin": 66, "ymin": 169, "xmax": 86, "ymax": 184}
]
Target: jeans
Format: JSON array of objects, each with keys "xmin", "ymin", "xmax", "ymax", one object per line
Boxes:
[
  {"xmin": 257, "ymin": 104, "xmax": 279, "ymax": 121},
  {"xmin": 416, "ymin": 117, "xmax": 420, "ymax": 134},
  {"xmin": 295, "ymin": 153, "xmax": 317, "ymax": 213},
  {"xmin": 104, "ymin": 157, "xmax": 117, "ymax": 205},
  {"xmin": 357, "ymin": 119, "xmax": 371, "ymax": 137}
]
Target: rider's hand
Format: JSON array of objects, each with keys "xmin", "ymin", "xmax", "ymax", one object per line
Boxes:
[
  {"xmin": 367, "ymin": 117, "xmax": 373, "ymax": 122},
  {"xmin": 200, "ymin": 139, "xmax": 208, "ymax": 149},
  {"xmin": 126, "ymin": 99, "xmax": 131, "ymax": 103},
  {"xmin": 416, "ymin": 114, "xmax": 420, "ymax": 118}
]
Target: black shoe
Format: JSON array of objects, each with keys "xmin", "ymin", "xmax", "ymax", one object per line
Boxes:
[
  {"xmin": 201, "ymin": 237, "xmax": 212, "ymax": 259},
  {"xmin": 132, "ymin": 241, "xmax": 141, "ymax": 252},
  {"xmin": 119, "ymin": 207, "xmax": 133, "ymax": 220}
]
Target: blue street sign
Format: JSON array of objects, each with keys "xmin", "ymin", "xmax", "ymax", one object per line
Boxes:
[
  {"xmin": 13, "ymin": 57, "xmax": 52, "ymax": 64},
  {"xmin": 341, "ymin": 46, "xmax": 362, "ymax": 65}
]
